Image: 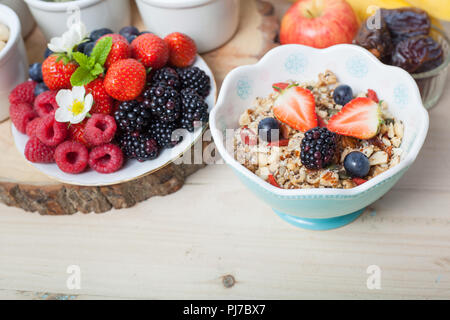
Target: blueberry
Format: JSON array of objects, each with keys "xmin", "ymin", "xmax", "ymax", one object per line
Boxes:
[
  {"xmin": 76, "ymin": 41, "xmax": 89, "ymax": 54},
  {"xmin": 125, "ymin": 34, "xmax": 137, "ymax": 44},
  {"xmin": 29, "ymin": 63, "xmax": 43, "ymax": 82},
  {"xmin": 84, "ymin": 42, "xmax": 95, "ymax": 56},
  {"xmin": 333, "ymin": 84, "xmax": 353, "ymax": 106},
  {"xmin": 119, "ymin": 26, "xmax": 139, "ymax": 37},
  {"xmin": 258, "ymin": 117, "xmax": 280, "ymax": 142},
  {"xmin": 34, "ymin": 82, "xmax": 49, "ymax": 96},
  {"xmin": 344, "ymin": 151, "xmax": 370, "ymax": 178},
  {"xmin": 90, "ymin": 28, "xmax": 113, "ymax": 42},
  {"xmin": 44, "ymin": 48, "xmax": 53, "ymax": 59},
  {"xmin": 139, "ymin": 31, "xmax": 151, "ymax": 35}
]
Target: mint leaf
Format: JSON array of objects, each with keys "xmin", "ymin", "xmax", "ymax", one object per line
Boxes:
[
  {"xmin": 91, "ymin": 63, "xmax": 104, "ymax": 77},
  {"xmin": 73, "ymin": 52, "xmax": 90, "ymax": 68},
  {"xmin": 70, "ymin": 67, "xmax": 95, "ymax": 87},
  {"xmin": 91, "ymin": 37, "xmax": 112, "ymax": 66},
  {"xmin": 69, "ymin": 37, "xmax": 113, "ymax": 86},
  {"xmin": 88, "ymin": 57, "xmax": 96, "ymax": 68}
]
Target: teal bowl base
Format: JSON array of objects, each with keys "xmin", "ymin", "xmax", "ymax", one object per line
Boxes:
[{"xmin": 274, "ymin": 208, "xmax": 365, "ymax": 230}]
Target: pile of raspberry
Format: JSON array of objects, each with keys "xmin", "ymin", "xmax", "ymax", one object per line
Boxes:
[
  {"xmin": 10, "ymin": 83, "xmax": 122, "ymax": 174},
  {"xmin": 9, "ymin": 25, "xmax": 212, "ymax": 175}
]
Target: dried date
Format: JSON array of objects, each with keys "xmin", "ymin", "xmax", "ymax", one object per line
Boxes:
[
  {"xmin": 391, "ymin": 35, "xmax": 444, "ymax": 73},
  {"xmin": 354, "ymin": 15, "xmax": 393, "ymax": 59},
  {"xmin": 381, "ymin": 7, "xmax": 431, "ymax": 44}
]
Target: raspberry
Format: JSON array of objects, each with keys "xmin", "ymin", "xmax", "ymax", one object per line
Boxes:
[
  {"xmin": 9, "ymin": 81, "xmax": 37, "ymax": 105},
  {"xmin": 34, "ymin": 91, "xmax": 58, "ymax": 117},
  {"xmin": 85, "ymin": 114, "xmax": 117, "ymax": 146},
  {"xmin": 54, "ymin": 141, "xmax": 89, "ymax": 174},
  {"xmin": 10, "ymin": 103, "xmax": 38, "ymax": 134},
  {"xmin": 26, "ymin": 117, "xmax": 41, "ymax": 137},
  {"xmin": 24, "ymin": 136, "xmax": 55, "ymax": 163},
  {"xmin": 36, "ymin": 115, "xmax": 68, "ymax": 146},
  {"xmin": 89, "ymin": 144, "xmax": 124, "ymax": 174}
]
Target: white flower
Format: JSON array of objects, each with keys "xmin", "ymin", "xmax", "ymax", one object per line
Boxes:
[
  {"xmin": 48, "ymin": 22, "xmax": 87, "ymax": 54},
  {"xmin": 55, "ymin": 86, "xmax": 93, "ymax": 124}
]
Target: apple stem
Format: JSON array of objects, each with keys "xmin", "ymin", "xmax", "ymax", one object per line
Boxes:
[{"xmin": 306, "ymin": 9, "xmax": 314, "ymax": 19}]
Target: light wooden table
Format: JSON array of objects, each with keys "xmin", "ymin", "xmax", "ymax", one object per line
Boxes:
[{"xmin": 1, "ymin": 1, "xmax": 449, "ymax": 300}]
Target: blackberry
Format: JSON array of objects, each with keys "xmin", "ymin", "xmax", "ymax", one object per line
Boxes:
[
  {"xmin": 177, "ymin": 67, "xmax": 211, "ymax": 97},
  {"xmin": 300, "ymin": 127, "xmax": 338, "ymax": 170},
  {"xmin": 151, "ymin": 67, "xmax": 180, "ymax": 89},
  {"xmin": 118, "ymin": 132, "xmax": 159, "ymax": 162},
  {"xmin": 142, "ymin": 83, "xmax": 181, "ymax": 123},
  {"xmin": 149, "ymin": 120, "xmax": 183, "ymax": 149},
  {"xmin": 114, "ymin": 100, "xmax": 152, "ymax": 133},
  {"xmin": 179, "ymin": 89, "xmax": 209, "ymax": 132}
]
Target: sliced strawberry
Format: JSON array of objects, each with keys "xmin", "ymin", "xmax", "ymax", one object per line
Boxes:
[
  {"xmin": 273, "ymin": 86, "xmax": 317, "ymax": 132},
  {"xmin": 367, "ymin": 89, "xmax": 379, "ymax": 103},
  {"xmin": 327, "ymin": 97, "xmax": 381, "ymax": 140},
  {"xmin": 317, "ymin": 115, "xmax": 327, "ymax": 128},
  {"xmin": 268, "ymin": 174, "xmax": 281, "ymax": 188},
  {"xmin": 272, "ymin": 82, "xmax": 289, "ymax": 92},
  {"xmin": 352, "ymin": 177, "xmax": 368, "ymax": 186},
  {"xmin": 240, "ymin": 126, "xmax": 257, "ymax": 146},
  {"xmin": 268, "ymin": 139, "xmax": 289, "ymax": 147}
]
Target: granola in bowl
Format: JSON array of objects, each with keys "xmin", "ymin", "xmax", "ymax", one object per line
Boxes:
[{"xmin": 234, "ymin": 70, "xmax": 404, "ymax": 190}]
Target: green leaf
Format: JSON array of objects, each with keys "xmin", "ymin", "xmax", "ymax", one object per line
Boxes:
[
  {"xmin": 87, "ymin": 57, "xmax": 96, "ymax": 68},
  {"xmin": 70, "ymin": 67, "xmax": 95, "ymax": 87},
  {"xmin": 69, "ymin": 37, "xmax": 113, "ymax": 87},
  {"xmin": 73, "ymin": 52, "xmax": 90, "ymax": 68},
  {"xmin": 91, "ymin": 37, "xmax": 113, "ymax": 66},
  {"xmin": 90, "ymin": 63, "xmax": 104, "ymax": 77}
]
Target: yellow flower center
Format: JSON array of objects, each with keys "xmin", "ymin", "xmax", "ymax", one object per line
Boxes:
[{"xmin": 70, "ymin": 100, "xmax": 85, "ymax": 116}]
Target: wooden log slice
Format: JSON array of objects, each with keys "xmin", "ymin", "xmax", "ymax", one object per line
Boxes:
[{"xmin": 0, "ymin": 0, "xmax": 279, "ymax": 215}]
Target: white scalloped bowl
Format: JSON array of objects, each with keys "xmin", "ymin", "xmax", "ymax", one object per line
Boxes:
[{"xmin": 210, "ymin": 44, "xmax": 429, "ymax": 229}]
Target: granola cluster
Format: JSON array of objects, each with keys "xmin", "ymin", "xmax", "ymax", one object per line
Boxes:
[{"xmin": 234, "ymin": 70, "xmax": 404, "ymax": 189}]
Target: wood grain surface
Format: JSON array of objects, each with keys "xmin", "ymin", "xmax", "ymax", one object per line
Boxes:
[
  {"xmin": 0, "ymin": 0, "xmax": 449, "ymax": 300},
  {"xmin": 0, "ymin": 0, "xmax": 278, "ymax": 215}
]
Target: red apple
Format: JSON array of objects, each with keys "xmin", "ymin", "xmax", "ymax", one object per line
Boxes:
[{"xmin": 280, "ymin": 0, "xmax": 359, "ymax": 48}]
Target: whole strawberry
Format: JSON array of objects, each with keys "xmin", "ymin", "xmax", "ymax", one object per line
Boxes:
[
  {"xmin": 164, "ymin": 32, "xmax": 197, "ymax": 68},
  {"xmin": 131, "ymin": 33, "xmax": 169, "ymax": 69},
  {"xmin": 85, "ymin": 77, "xmax": 113, "ymax": 114},
  {"xmin": 68, "ymin": 120, "xmax": 92, "ymax": 148},
  {"xmin": 104, "ymin": 59, "xmax": 146, "ymax": 101},
  {"xmin": 42, "ymin": 55, "xmax": 78, "ymax": 90},
  {"xmin": 98, "ymin": 34, "xmax": 130, "ymax": 69}
]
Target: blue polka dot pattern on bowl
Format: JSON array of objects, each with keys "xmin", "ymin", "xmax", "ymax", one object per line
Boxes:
[
  {"xmin": 393, "ymin": 84, "xmax": 409, "ymax": 107},
  {"xmin": 236, "ymin": 77, "xmax": 252, "ymax": 100},
  {"xmin": 285, "ymin": 53, "xmax": 307, "ymax": 74},
  {"xmin": 346, "ymin": 56, "xmax": 368, "ymax": 78}
]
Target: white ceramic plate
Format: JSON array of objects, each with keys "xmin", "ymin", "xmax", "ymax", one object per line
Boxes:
[{"xmin": 12, "ymin": 55, "xmax": 216, "ymax": 186}]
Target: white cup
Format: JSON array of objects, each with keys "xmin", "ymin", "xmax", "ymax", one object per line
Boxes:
[
  {"xmin": 24, "ymin": 0, "xmax": 131, "ymax": 41},
  {"xmin": 0, "ymin": 4, "xmax": 28, "ymax": 121},
  {"xmin": 135, "ymin": 0, "xmax": 240, "ymax": 53},
  {"xmin": 0, "ymin": 0, "xmax": 35, "ymax": 37}
]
